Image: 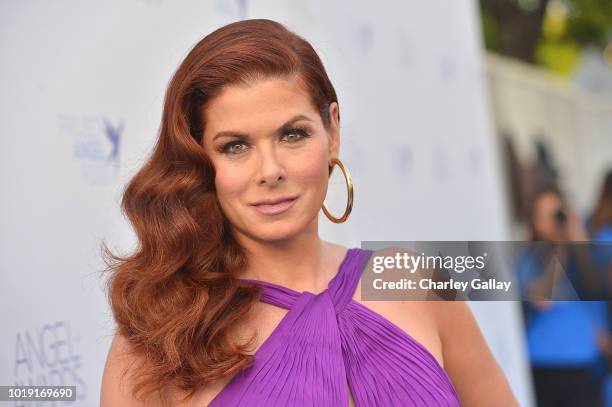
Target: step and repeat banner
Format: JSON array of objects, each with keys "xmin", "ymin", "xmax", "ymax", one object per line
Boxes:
[{"xmin": 0, "ymin": 1, "xmax": 532, "ymax": 405}]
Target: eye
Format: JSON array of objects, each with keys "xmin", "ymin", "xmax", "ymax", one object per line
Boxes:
[
  {"xmin": 281, "ymin": 126, "xmax": 310, "ymax": 143},
  {"xmin": 219, "ymin": 141, "xmax": 249, "ymax": 155}
]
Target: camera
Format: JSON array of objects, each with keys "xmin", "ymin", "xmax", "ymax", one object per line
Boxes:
[{"xmin": 554, "ymin": 208, "xmax": 567, "ymax": 226}]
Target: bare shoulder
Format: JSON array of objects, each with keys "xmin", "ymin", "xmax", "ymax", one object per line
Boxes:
[
  {"xmin": 429, "ymin": 301, "xmax": 519, "ymax": 406},
  {"xmin": 101, "ymin": 333, "xmax": 229, "ymax": 406},
  {"xmin": 100, "ymin": 333, "xmax": 166, "ymax": 407}
]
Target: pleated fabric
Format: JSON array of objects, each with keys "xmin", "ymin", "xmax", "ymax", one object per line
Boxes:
[{"xmin": 209, "ymin": 248, "xmax": 461, "ymax": 406}]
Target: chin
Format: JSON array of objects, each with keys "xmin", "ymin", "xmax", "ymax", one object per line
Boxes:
[
  {"xmin": 245, "ymin": 219, "xmax": 306, "ymax": 243},
  {"xmin": 254, "ymin": 226, "xmax": 299, "ymax": 242}
]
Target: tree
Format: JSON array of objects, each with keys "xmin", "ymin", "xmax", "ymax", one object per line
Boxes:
[{"xmin": 480, "ymin": 0, "xmax": 612, "ymax": 73}]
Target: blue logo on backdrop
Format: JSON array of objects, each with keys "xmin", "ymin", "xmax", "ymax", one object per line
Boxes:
[
  {"xmin": 215, "ymin": 0, "xmax": 248, "ymax": 19},
  {"xmin": 59, "ymin": 114, "xmax": 124, "ymax": 185},
  {"xmin": 103, "ymin": 117, "xmax": 123, "ymax": 162},
  {"xmin": 13, "ymin": 320, "xmax": 87, "ymax": 405}
]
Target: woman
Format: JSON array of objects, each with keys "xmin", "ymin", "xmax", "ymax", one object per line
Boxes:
[
  {"xmin": 100, "ymin": 19, "xmax": 516, "ymax": 406},
  {"xmin": 516, "ymin": 185, "xmax": 607, "ymax": 407},
  {"xmin": 588, "ymin": 170, "xmax": 612, "ymax": 406},
  {"xmin": 589, "ymin": 170, "xmax": 612, "ymax": 242}
]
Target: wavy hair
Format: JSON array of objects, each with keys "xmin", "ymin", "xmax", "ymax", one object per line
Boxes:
[{"xmin": 101, "ymin": 18, "xmax": 339, "ymax": 403}]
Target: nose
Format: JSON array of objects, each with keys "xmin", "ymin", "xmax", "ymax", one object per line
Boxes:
[{"xmin": 256, "ymin": 146, "xmax": 286, "ymax": 186}]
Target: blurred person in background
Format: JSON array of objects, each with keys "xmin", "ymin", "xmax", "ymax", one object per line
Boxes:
[
  {"xmin": 516, "ymin": 184, "xmax": 608, "ymax": 407},
  {"xmin": 588, "ymin": 170, "xmax": 612, "ymax": 406},
  {"xmin": 589, "ymin": 170, "xmax": 612, "ymax": 242}
]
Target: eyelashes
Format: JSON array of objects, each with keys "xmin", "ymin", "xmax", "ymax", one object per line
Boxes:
[
  {"xmin": 217, "ymin": 126, "xmax": 311, "ymax": 155},
  {"xmin": 218, "ymin": 140, "xmax": 248, "ymax": 155},
  {"xmin": 282, "ymin": 126, "xmax": 311, "ymax": 143}
]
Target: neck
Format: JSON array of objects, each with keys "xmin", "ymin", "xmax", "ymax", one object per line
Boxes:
[{"xmin": 232, "ymin": 223, "xmax": 335, "ymax": 293}]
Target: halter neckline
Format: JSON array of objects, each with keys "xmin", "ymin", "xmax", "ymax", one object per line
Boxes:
[{"xmin": 238, "ymin": 247, "xmax": 355, "ymax": 297}]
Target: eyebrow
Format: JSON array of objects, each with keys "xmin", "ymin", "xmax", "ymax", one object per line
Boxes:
[{"xmin": 211, "ymin": 114, "xmax": 314, "ymax": 142}]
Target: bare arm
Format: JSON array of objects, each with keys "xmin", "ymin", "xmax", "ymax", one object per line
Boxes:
[
  {"xmin": 434, "ymin": 301, "xmax": 519, "ymax": 406},
  {"xmin": 100, "ymin": 333, "xmax": 165, "ymax": 407}
]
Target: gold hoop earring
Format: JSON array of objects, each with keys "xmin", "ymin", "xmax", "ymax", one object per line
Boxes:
[{"xmin": 322, "ymin": 157, "xmax": 353, "ymax": 223}]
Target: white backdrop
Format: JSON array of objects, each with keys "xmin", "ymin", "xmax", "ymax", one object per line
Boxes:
[{"xmin": 0, "ymin": 1, "xmax": 532, "ymax": 405}]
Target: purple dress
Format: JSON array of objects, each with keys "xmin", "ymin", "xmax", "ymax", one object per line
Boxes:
[{"xmin": 209, "ymin": 248, "xmax": 461, "ymax": 406}]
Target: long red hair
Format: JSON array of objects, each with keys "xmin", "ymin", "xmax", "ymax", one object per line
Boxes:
[{"xmin": 101, "ymin": 18, "xmax": 339, "ymax": 403}]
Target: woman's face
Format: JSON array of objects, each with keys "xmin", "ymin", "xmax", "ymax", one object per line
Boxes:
[
  {"xmin": 201, "ymin": 75, "xmax": 339, "ymax": 244},
  {"xmin": 532, "ymin": 192, "xmax": 564, "ymax": 240}
]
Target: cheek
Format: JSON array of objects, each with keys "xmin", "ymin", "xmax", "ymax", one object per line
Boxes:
[
  {"xmin": 535, "ymin": 216, "xmax": 552, "ymax": 233},
  {"xmin": 292, "ymin": 146, "xmax": 328, "ymax": 186},
  {"xmin": 214, "ymin": 163, "xmax": 249, "ymax": 200}
]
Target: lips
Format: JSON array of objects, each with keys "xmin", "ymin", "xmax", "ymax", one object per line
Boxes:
[{"xmin": 250, "ymin": 196, "xmax": 298, "ymax": 215}]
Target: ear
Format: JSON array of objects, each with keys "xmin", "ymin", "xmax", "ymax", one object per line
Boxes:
[{"xmin": 327, "ymin": 102, "xmax": 340, "ymax": 160}]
